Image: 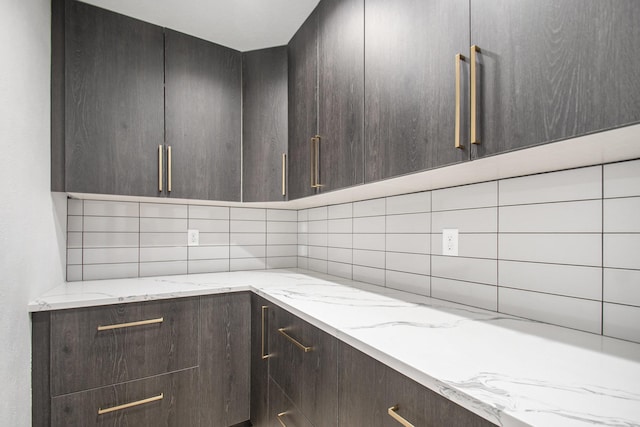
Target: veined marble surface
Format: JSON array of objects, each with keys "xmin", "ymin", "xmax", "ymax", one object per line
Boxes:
[{"xmin": 29, "ymin": 269, "xmax": 640, "ymax": 427}]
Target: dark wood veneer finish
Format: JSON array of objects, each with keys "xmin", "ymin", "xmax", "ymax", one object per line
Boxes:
[{"xmin": 250, "ymin": 294, "xmax": 270, "ymax": 427}]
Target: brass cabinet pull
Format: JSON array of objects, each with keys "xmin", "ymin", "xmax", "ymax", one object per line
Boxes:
[
  {"xmin": 98, "ymin": 393, "xmax": 163, "ymax": 415},
  {"xmin": 261, "ymin": 305, "xmax": 270, "ymax": 359},
  {"xmin": 97, "ymin": 317, "xmax": 164, "ymax": 332},
  {"xmin": 313, "ymin": 135, "xmax": 322, "ymax": 188},
  {"xmin": 158, "ymin": 145, "xmax": 163, "ymax": 192},
  {"xmin": 281, "ymin": 153, "xmax": 287, "ymax": 196},
  {"xmin": 278, "ymin": 328, "xmax": 312, "ymax": 353},
  {"xmin": 276, "ymin": 411, "xmax": 288, "ymax": 427},
  {"xmin": 470, "ymin": 45, "xmax": 480, "ymax": 145},
  {"xmin": 455, "ymin": 53, "xmax": 465, "ymax": 149},
  {"xmin": 167, "ymin": 145, "xmax": 172, "ymax": 193},
  {"xmin": 310, "ymin": 136, "xmax": 316, "ymax": 188},
  {"xmin": 388, "ymin": 405, "xmax": 415, "ymax": 427}
]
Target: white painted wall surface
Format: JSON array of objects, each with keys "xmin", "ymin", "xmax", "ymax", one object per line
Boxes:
[{"xmin": 0, "ymin": 0, "xmax": 65, "ymax": 424}]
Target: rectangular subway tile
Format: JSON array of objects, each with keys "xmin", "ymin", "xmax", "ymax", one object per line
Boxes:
[
  {"xmin": 67, "ymin": 248, "xmax": 82, "ymax": 265},
  {"xmin": 83, "ymin": 200, "xmax": 138, "ymax": 217},
  {"xmin": 353, "ymin": 216, "xmax": 385, "ymax": 234},
  {"xmin": 84, "ymin": 216, "xmax": 138, "ymax": 233},
  {"xmin": 83, "ymin": 232, "xmax": 139, "ymax": 248},
  {"xmin": 308, "ymin": 233, "xmax": 328, "ymax": 247},
  {"xmin": 353, "ymin": 234, "xmax": 385, "ymax": 251},
  {"xmin": 431, "ymin": 277, "xmax": 497, "ymax": 311},
  {"xmin": 188, "ymin": 246, "xmax": 230, "ymax": 260},
  {"xmin": 328, "ymin": 233, "xmax": 352, "ymax": 249},
  {"xmin": 385, "ymin": 252, "xmax": 430, "ymax": 276},
  {"xmin": 386, "ymin": 213, "xmax": 430, "ymax": 234},
  {"xmin": 297, "ymin": 209, "xmax": 309, "ymax": 222},
  {"xmin": 230, "ymin": 258, "xmax": 266, "ymax": 271},
  {"xmin": 230, "ymin": 233, "xmax": 265, "ymax": 246},
  {"xmin": 386, "ymin": 192, "xmax": 431, "ymax": 215},
  {"xmin": 499, "ymin": 166, "xmax": 601, "ymax": 205},
  {"xmin": 230, "ymin": 245, "xmax": 266, "ymax": 259},
  {"xmin": 307, "ymin": 258, "xmax": 328, "ymax": 274},
  {"xmin": 67, "ymin": 232, "xmax": 82, "ymax": 248},
  {"xmin": 308, "ymin": 220, "xmax": 328, "ymax": 234},
  {"xmin": 67, "ymin": 199, "xmax": 82, "ymax": 216},
  {"xmin": 68, "ymin": 216, "xmax": 82, "ymax": 232},
  {"xmin": 386, "ymin": 271, "xmax": 430, "ymax": 296},
  {"xmin": 140, "ymin": 246, "xmax": 187, "ymax": 262},
  {"xmin": 604, "ymin": 197, "xmax": 640, "ymax": 232},
  {"xmin": 188, "ymin": 219, "xmax": 229, "ymax": 233},
  {"xmin": 83, "ymin": 247, "xmax": 138, "ymax": 264},
  {"xmin": 230, "ymin": 220, "xmax": 266, "ymax": 233},
  {"xmin": 140, "ymin": 232, "xmax": 188, "ymax": 247},
  {"xmin": 499, "ymin": 260, "xmax": 602, "ymax": 300},
  {"xmin": 66, "ymin": 265, "xmax": 82, "ymax": 282},
  {"xmin": 499, "ymin": 234, "xmax": 602, "ymax": 267},
  {"xmin": 297, "ymin": 234, "xmax": 308, "ymax": 246},
  {"xmin": 499, "ymin": 200, "xmax": 601, "ymax": 233},
  {"xmin": 188, "ymin": 259, "xmax": 230, "ymax": 274},
  {"xmin": 188, "ymin": 205, "xmax": 229, "ymax": 220},
  {"xmin": 431, "ymin": 255, "xmax": 497, "ymax": 285},
  {"xmin": 327, "ymin": 247, "xmax": 353, "ymax": 264},
  {"xmin": 297, "ymin": 257, "xmax": 308, "ymax": 270},
  {"xmin": 603, "ymin": 303, "xmax": 640, "ymax": 343},
  {"xmin": 603, "ymin": 234, "xmax": 640, "ymax": 270},
  {"xmin": 308, "ymin": 206, "xmax": 328, "ymax": 221},
  {"xmin": 199, "ymin": 233, "xmax": 230, "ymax": 246},
  {"xmin": 266, "ymin": 257, "xmax": 297, "ymax": 269},
  {"xmin": 328, "ymin": 261, "xmax": 353, "ymax": 280},
  {"xmin": 604, "ymin": 268, "xmax": 640, "ymax": 306},
  {"xmin": 352, "ymin": 265, "xmax": 385, "ymax": 286},
  {"xmin": 431, "ymin": 233, "xmax": 496, "ymax": 259},
  {"xmin": 139, "ymin": 261, "xmax": 187, "ymax": 277},
  {"xmin": 308, "ymin": 246, "xmax": 328, "ymax": 260},
  {"xmin": 431, "ymin": 208, "xmax": 496, "ymax": 233},
  {"xmin": 604, "ymin": 159, "xmax": 640, "ymax": 198},
  {"xmin": 328, "ymin": 203, "xmax": 353, "ymax": 219},
  {"xmin": 267, "ymin": 221, "xmax": 298, "ymax": 233},
  {"xmin": 432, "ymin": 181, "xmax": 497, "ymax": 212},
  {"xmin": 266, "ymin": 209, "xmax": 297, "ymax": 222},
  {"xmin": 140, "ymin": 203, "xmax": 187, "ymax": 218},
  {"xmin": 83, "ymin": 263, "xmax": 138, "ymax": 280},
  {"xmin": 140, "ymin": 217, "xmax": 187, "ymax": 233},
  {"xmin": 353, "ymin": 198, "xmax": 385, "ymax": 217},
  {"xmin": 328, "ymin": 218, "xmax": 352, "ymax": 234},
  {"xmin": 266, "ymin": 245, "xmax": 298, "ymax": 257},
  {"xmin": 499, "ymin": 287, "xmax": 602, "ymax": 334},
  {"xmin": 386, "ymin": 234, "xmax": 429, "ymax": 255},
  {"xmin": 267, "ymin": 233, "xmax": 298, "ymax": 245},
  {"xmin": 353, "ymin": 249, "xmax": 385, "ymax": 268},
  {"xmin": 230, "ymin": 207, "xmax": 266, "ymax": 221},
  {"xmin": 298, "ymin": 221, "xmax": 309, "ymax": 234}
]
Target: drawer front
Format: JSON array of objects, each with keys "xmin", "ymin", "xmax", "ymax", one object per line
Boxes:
[
  {"xmin": 51, "ymin": 367, "xmax": 199, "ymax": 427},
  {"xmin": 268, "ymin": 378, "xmax": 313, "ymax": 427},
  {"xmin": 268, "ymin": 304, "xmax": 338, "ymax": 427},
  {"xmin": 51, "ymin": 297, "xmax": 199, "ymax": 396}
]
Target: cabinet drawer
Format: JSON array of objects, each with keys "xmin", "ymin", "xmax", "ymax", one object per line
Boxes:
[
  {"xmin": 51, "ymin": 367, "xmax": 199, "ymax": 427},
  {"xmin": 268, "ymin": 305, "xmax": 337, "ymax": 427},
  {"xmin": 268, "ymin": 378, "xmax": 313, "ymax": 427},
  {"xmin": 50, "ymin": 298, "xmax": 199, "ymax": 396}
]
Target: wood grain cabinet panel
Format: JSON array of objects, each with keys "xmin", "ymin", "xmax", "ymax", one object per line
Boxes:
[
  {"xmin": 51, "ymin": 367, "xmax": 199, "ymax": 427},
  {"xmin": 268, "ymin": 378, "xmax": 314, "ymax": 427},
  {"xmin": 470, "ymin": 0, "xmax": 640, "ymax": 158},
  {"xmin": 250, "ymin": 294, "xmax": 271, "ymax": 427},
  {"xmin": 50, "ymin": 298, "xmax": 199, "ymax": 396},
  {"xmin": 364, "ymin": 0, "xmax": 470, "ymax": 183},
  {"xmin": 63, "ymin": 0, "xmax": 164, "ymax": 197},
  {"xmin": 165, "ymin": 29, "xmax": 242, "ymax": 201},
  {"xmin": 242, "ymin": 47, "xmax": 288, "ymax": 202}
]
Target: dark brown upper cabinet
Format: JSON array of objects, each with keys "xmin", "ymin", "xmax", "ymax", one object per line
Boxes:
[
  {"xmin": 242, "ymin": 47, "xmax": 289, "ymax": 202},
  {"xmin": 364, "ymin": 0, "xmax": 470, "ymax": 183},
  {"xmin": 165, "ymin": 29, "xmax": 242, "ymax": 201},
  {"xmin": 470, "ymin": 0, "xmax": 640, "ymax": 159},
  {"xmin": 59, "ymin": 0, "xmax": 164, "ymax": 197}
]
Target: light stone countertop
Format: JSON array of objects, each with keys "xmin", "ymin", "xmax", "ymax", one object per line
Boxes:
[{"xmin": 29, "ymin": 269, "xmax": 640, "ymax": 427}]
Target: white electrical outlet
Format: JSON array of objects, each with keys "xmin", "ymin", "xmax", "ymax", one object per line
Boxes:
[
  {"xmin": 187, "ymin": 229, "xmax": 199, "ymax": 246},
  {"xmin": 442, "ymin": 229, "xmax": 459, "ymax": 256}
]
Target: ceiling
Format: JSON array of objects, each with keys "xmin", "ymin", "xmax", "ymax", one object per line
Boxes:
[{"xmin": 80, "ymin": 0, "xmax": 321, "ymax": 52}]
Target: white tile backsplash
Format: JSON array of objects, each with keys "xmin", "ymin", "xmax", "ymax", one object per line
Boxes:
[
  {"xmin": 603, "ymin": 197, "xmax": 640, "ymax": 232},
  {"xmin": 140, "ymin": 246, "xmax": 187, "ymax": 262},
  {"xmin": 328, "ymin": 203, "xmax": 353, "ymax": 219},
  {"xmin": 431, "ymin": 256, "xmax": 497, "ymax": 285},
  {"xmin": 84, "ymin": 200, "xmax": 138, "ymax": 217},
  {"xmin": 385, "ymin": 252, "xmax": 430, "ymax": 276},
  {"xmin": 498, "ymin": 234, "xmax": 602, "ymax": 266},
  {"xmin": 603, "ymin": 303, "xmax": 640, "ymax": 342},
  {"xmin": 188, "ymin": 205, "xmax": 229, "ymax": 220},
  {"xmin": 67, "ymin": 199, "xmax": 82, "ymax": 216},
  {"xmin": 603, "ymin": 234, "xmax": 640, "ymax": 269},
  {"xmin": 352, "ymin": 265, "xmax": 385, "ymax": 286},
  {"xmin": 353, "ymin": 198, "xmax": 385, "ymax": 217},
  {"xmin": 431, "ymin": 233, "xmax": 497, "ymax": 259},
  {"xmin": 140, "ymin": 261, "xmax": 187, "ymax": 277},
  {"xmin": 353, "ymin": 233, "xmax": 385, "ymax": 251},
  {"xmin": 386, "ymin": 234, "xmax": 429, "ymax": 254},
  {"xmin": 230, "ymin": 207, "xmax": 266, "ymax": 221},
  {"xmin": 188, "ymin": 219, "xmax": 229, "ymax": 233},
  {"xmin": 386, "ymin": 270, "xmax": 430, "ymax": 296},
  {"xmin": 604, "ymin": 268, "xmax": 640, "ymax": 306},
  {"xmin": 140, "ymin": 218, "xmax": 187, "ymax": 233},
  {"xmin": 432, "ymin": 181, "xmax": 497, "ymax": 211},
  {"xmin": 83, "ymin": 247, "xmax": 138, "ymax": 264},
  {"xmin": 604, "ymin": 159, "xmax": 640, "ymax": 198},
  {"xmin": 83, "ymin": 263, "xmax": 138, "ymax": 280},
  {"xmin": 140, "ymin": 232, "xmax": 188, "ymax": 247},
  {"xmin": 431, "ymin": 208, "xmax": 496, "ymax": 233},
  {"xmin": 353, "ymin": 216, "xmax": 385, "ymax": 233},
  {"xmin": 84, "ymin": 216, "xmax": 138, "ymax": 232},
  {"xmin": 386, "ymin": 192, "xmax": 430, "ymax": 215},
  {"xmin": 84, "ymin": 232, "xmax": 138, "ymax": 248},
  {"xmin": 386, "ymin": 213, "xmax": 430, "ymax": 233},
  {"xmin": 140, "ymin": 203, "xmax": 187, "ymax": 218},
  {"xmin": 431, "ymin": 277, "xmax": 497, "ymax": 311},
  {"xmin": 499, "ymin": 200, "xmax": 601, "ymax": 233}
]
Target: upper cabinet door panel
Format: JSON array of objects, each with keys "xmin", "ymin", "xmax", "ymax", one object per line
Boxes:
[
  {"xmin": 288, "ymin": 9, "xmax": 318, "ymax": 201},
  {"xmin": 364, "ymin": 0, "xmax": 470, "ymax": 183},
  {"xmin": 64, "ymin": 1, "xmax": 164, "ymax": 197},
  {"xmin": 318, "ymin": 0, "xmax": 364, "ymax": 192},
  {"xmin": 471, "ymin": 0, "xmax": 640, "ymax": 158},
  {"xmin": 165, "ymin": 30, "xmax": 241, "ymax": 201}
]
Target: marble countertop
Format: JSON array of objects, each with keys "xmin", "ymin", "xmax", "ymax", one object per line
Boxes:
[{"xmin": 29, "ymin": 269, "xmax": 640, "ymax": 427}]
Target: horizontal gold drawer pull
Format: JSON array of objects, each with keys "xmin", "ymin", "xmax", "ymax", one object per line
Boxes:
[
  {"xmin": 388, "ymin": 405, "xmax": 415, "ymax": 427},
  {"xmin": 278, "ymin": 328, "xmax": 312, "ymax": 353},
  {"xmin": 97, "ymin": 317, "xmax": 164, "ymax": 331},
  {"xmin": 276, "ymin": 411, "xmax": 288, "ymax": 427},
  {"xmin": 98, "ymin": 393, "xmax": 163, "ymax": 415}
]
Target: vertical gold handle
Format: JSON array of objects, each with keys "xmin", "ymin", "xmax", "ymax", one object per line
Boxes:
[
  {"xmin": 261, "ymin": 305, "xmax": 269, "ymax": 360},
  {"xmin": 281, "ymin": 153, "xmax": 287, "ymax": 196},
  {"xmin": 167, "ymin": 146, "xmax": 172, "ymax": 192},
  {"xmin": 310, "ymin": 136, "xmax": 316, "ymax": 188},
  {"xmin": 388, "ymin": 405, "xmax": 415, "ymax": 427},
  {"xmin": 313, "ymin": 135, "xmax": 321, "ymax": 188},
  {"xmin": 455, "ymin": 53, "xmax": 465, "ymax": 149},
  {"xmin": 98, "ymin": 393, "xmax": 164, "ymax": 415},
  {"xmin": 158, "ymin": 145, "xmax": 163, "ymax": 192},
  {"xmin": 470, "ymin": 45, "xmax": 480, "ymax": 145},
  {"xmin": 276, "ymin": 412, "xmax": 288, "ymax": 427}
]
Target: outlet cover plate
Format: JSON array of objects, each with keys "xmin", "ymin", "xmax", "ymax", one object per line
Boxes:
[
  {"xmin": 187, "ymin": 229, "xmax": 199, "ymax": 246},
  {"xmin": 442, "ymin": 229, "xmax": 459, "ymax": 256}
]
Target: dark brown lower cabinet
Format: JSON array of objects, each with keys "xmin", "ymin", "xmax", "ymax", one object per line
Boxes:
[
  {"xmin": 338, "ymin": 343, "xmax": 496, "ymax": 427},
  {"xmin": 268, "ymin": 379, "xmax": 313, "ymax": 427},
  {"xmin": 51, "ymin": 368, "xmax": 199, "ymax": 427},
  {"xmin": 250, "ymin": 294, "xmax": 271, "ymax": 427},
  {"xmin": 268, "ymin": 303, "xmax": 338, "ymax": 427}
]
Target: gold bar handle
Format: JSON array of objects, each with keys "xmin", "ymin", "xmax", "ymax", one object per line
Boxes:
[
  {"xmin": 455, "ymin": 53, "xmax": 465, "ymax": 149},
  {"xmin": 470, "ymin": 45, "xmax": 480, "ymax": 145},
  {"xmin": 281, "ymin": 153, "xmax": 287, "ymax": 196},
  {"xmin": 276, "ymin": 412, "xmax": 288, "ymax": 427},
  {"xmin": 167, "ymin": 145, "xmax": 172, "ymax": 192},
  {"xmin": 158, "ymin": 145, "xmax": 163, "ymax": 192},
  {"xmin": 261, "ymin": 306, "xmax": 270, "ymax": 359},
  {"xmin": 388, "ymin": 405, "xmax": 415, "ymax": 427},
  {"xmin": 278, "ymin": 328, "xmax": 312, "ymax": 353},
  {"xmin": 97, "ymin": 317, "xmax": 164, "ymax": 332},
  {"xmin": 310, "ymin": 136, "xmax": 316, "ymax": 188},
  {"xmin": 313, "ymin": 135, "xmax": 322, "ymax": 188},
  {"xmin": 98, "ymin": 393, "xmax": 163, "ymax": 415}
]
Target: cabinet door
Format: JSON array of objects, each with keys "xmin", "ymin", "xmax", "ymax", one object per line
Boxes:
[
  {"xmin": 318, "ymin": 0, "xmax": 364, "ymax": 192},
  {"xmin": 268, "ymin": 378, "xmax": 314, "ymax": 427},
  {"xmin": 250, "ymin": 294, "xmax": 271, "ymax": 427},
  {"xmin": 165, "ymin": 29, "xmax": 241, "ymax": 201},
  {"xmin": 364, "ymin": 0, "xmax": 470, "ymax": 183},
  {"xmin": 471, "ymin": 0, "xmax": 640, "ymax": 159},
  {"xmin": 288, "ymin": 9, "xmax": 318, "ymax": 200},
  {"xmin": 64, "ymin": 0, "xmax": 164, "ymax": 197},
  {"xmin": 268, "ymin": 304, "xmax": 338, "ymax": 427},
  {"xmin": 199, "ymin": 293, "xmax": 251, "ymax": 426},
  {"xmin": 243, "ymin": 47, "xmax": 288, "ymax": 202}
]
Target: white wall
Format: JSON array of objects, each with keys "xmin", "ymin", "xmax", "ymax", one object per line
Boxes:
[{"xmin": 0, "ymin": 0, "xmax": 66, "ymax": 424}]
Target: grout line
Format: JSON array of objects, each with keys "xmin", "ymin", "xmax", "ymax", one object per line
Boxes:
[
  {"xmin": 496, "ymin": 180, "xmax": 500, "ymax": 312},
  {"xmin": 601, "ymin": 164, "xmax": 605, "ymax": 335}
]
